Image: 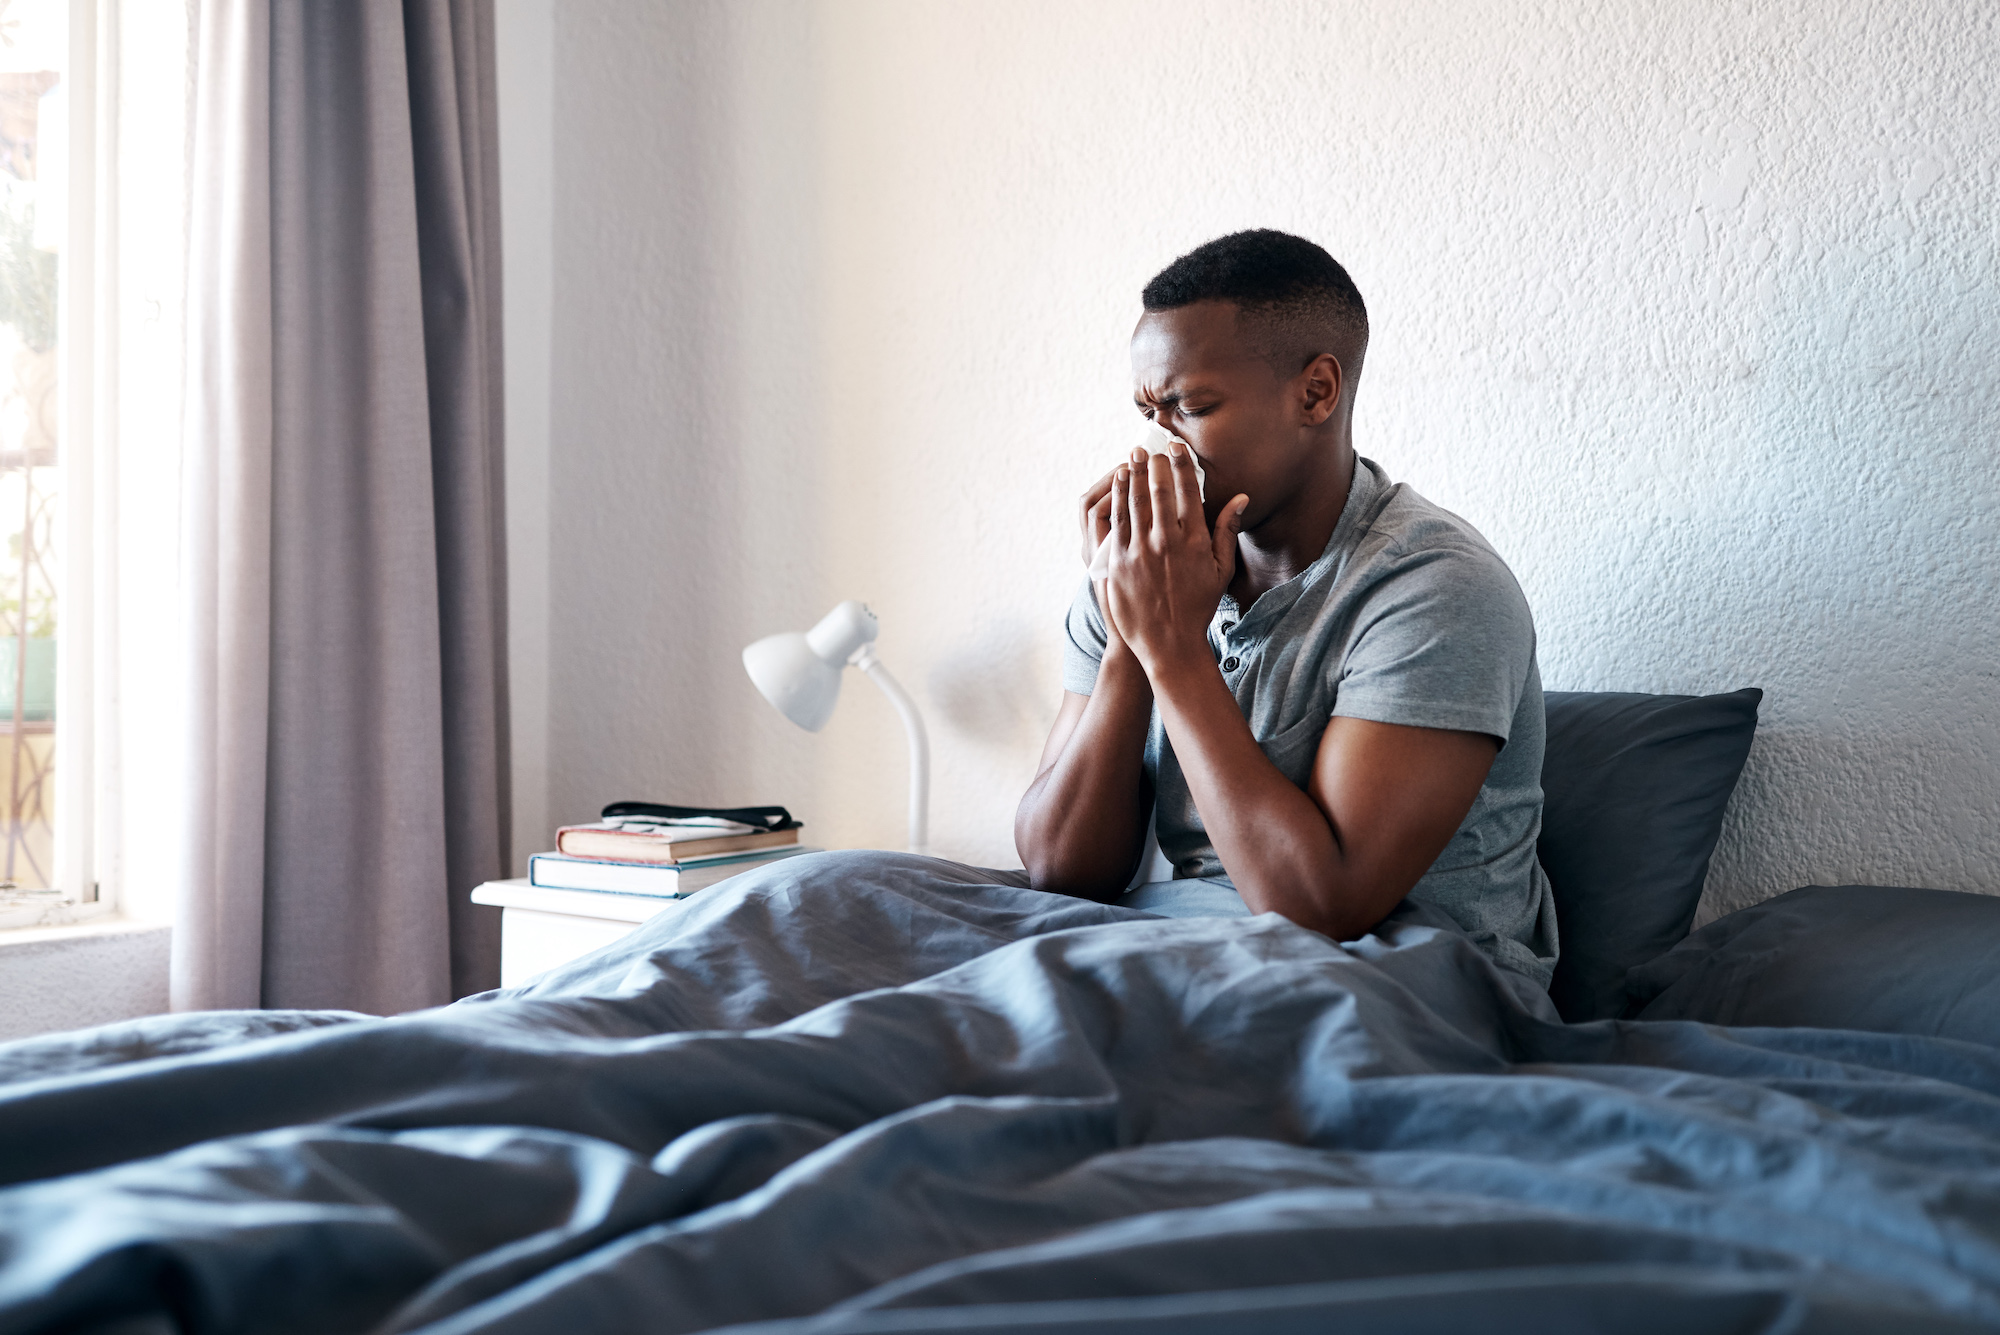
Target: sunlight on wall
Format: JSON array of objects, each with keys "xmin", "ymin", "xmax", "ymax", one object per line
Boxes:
[{"xmin": 539, "ymin": 0, "xmax": 1998, "ymax": 918}]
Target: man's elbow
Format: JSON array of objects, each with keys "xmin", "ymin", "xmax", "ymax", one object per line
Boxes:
[
  {"xmin": 1014, "ymin": 796, "xmax": 1137, "ymax": 903},
  {"xmin": 1021, "ymin": 854, "xmax": 1116, "ymax": 902},
  {"xmin": 1017, "ymin": 839, "xmax": 1124, "ymax": 903},
  {"xmin": 1248, "ymin": 863, "xmax": 1406, "ymax": 942},
  {"xmin": 1268, "ymin": 901, "xmax": 1394, "ymax": 943}
]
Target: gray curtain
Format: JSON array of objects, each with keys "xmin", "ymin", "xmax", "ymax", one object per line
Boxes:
[{"xmin": 176, "ymin": 0, "xmax": 508, "ymax": 1014}]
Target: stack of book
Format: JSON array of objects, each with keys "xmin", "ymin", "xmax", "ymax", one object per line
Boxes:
[{"xmin": 529, "ymin": 802, "xmax": 816, "ymax": 899}]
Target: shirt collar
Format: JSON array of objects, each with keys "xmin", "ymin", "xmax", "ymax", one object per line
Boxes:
[{"xmin": 1218, "ymin": 456, "xmax": 1391, "ymax": 629}]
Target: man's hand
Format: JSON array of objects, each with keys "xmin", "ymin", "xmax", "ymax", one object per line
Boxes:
[
  {"xmin": 1101, "ymin": 446, "xmax": 1249, "ymax": 679},
  {"xmin": 1078, "ymin": 463, "xmax": 1120, "ymax": 568},
  {"xmin": 1077, "ymin": 461, "xmax": 1127, "ymax": 656},
  {"xmin": 1016, "ymin": 454, "xmax": 1178, "ymax": 899}
]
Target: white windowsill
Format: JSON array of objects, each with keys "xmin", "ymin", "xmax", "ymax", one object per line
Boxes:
[
  {"xmin": 0, "ymin": 898, "xmax": 118, "ymax": 936},
  {"xmin": 0, "ymin": 913, "xmax": 164, "ymax": 950}
]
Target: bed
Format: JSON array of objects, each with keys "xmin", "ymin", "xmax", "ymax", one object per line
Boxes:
[{"xmin": 4, "ymin": 689, "xmax": 1999, "ymax": 1334}]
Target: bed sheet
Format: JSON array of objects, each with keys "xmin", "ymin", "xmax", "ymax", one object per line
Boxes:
[{"xmin": 1, "ymin": 851, "xmax": 1997, "ymax": 1333}]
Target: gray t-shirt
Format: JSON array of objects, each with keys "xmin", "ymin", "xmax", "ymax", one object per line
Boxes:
[{"xmin": 1062, "ymin": 456, "xmax": 1559, "ymax": 985}]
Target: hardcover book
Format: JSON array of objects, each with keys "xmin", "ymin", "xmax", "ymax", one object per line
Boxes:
[
  {"xmin": 530, "ymin": 846, "xmax": 815, "ymax": 896},
  {"xmin": 555, "ymin": 819, "xmax": 801, "ymax": 865}
]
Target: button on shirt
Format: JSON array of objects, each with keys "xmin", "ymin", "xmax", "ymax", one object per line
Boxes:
[{"xmin": 1063, "ymin": 456, "xmax": 1560, "ymax": 986}]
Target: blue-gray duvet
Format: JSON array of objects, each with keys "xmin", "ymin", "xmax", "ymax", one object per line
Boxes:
[{"xmin": 3, "ymin": 851, "xmax": 2000, "ymax": 1333}]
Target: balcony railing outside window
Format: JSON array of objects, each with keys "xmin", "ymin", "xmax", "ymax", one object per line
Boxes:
[{"xmin": 0, "ymin": 2, "xmax": 64, "ymax": 902}]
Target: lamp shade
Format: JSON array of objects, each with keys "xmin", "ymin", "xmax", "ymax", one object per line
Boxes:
[
  {"xmin": 742, "ymin": 601, "xmax": 880, "ymax": 732},
  {"xmin": 742, "ymin": 633, "xmax": 842, "ymax": 731}
]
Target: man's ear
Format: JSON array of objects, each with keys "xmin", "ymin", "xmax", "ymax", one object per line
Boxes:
[{"xmin": 1298, "ymin": 353, "xmax": 1343, "ymax": 425}]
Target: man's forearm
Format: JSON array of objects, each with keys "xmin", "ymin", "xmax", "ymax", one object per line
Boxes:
[
  {"xmin": 1015, "ymin": 646, "xmax": 1155, "ymax": 899},
  {"xmin": 1146, "ymin": 655, "xmax": 1362, "ymax": 935}
]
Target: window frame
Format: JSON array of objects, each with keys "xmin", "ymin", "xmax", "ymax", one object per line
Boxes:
[
  {"xmin": 0, "ymin": 0, "xmax": 102, "ymax": 931},
  {"xmin": 53, "ymin": 0, "xmax": 102, "ymax": 917}
]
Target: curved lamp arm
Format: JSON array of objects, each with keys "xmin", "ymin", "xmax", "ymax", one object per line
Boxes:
[{"xmin": 851, "ymin": 644, "xmax": 928, "ymax": 854}]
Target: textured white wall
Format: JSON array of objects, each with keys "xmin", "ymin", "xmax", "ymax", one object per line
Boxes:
[{"xmin": 542, "ymin": 0, "xmax": 1998, "ymax": 920}]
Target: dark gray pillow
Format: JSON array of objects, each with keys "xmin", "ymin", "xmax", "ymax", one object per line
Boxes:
[
  {"xmin": 1540, "ymin": 688, "xmax": 1761, "ymax": 1022},
  {"xmin": 1628, "ymin": 884, "xmax": 2000, "ymax": 1043}
]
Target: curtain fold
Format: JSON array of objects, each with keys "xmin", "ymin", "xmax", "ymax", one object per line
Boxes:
[{"xmin": 174, "ymin": 0, "xmax": 507, "ymax": 1014}]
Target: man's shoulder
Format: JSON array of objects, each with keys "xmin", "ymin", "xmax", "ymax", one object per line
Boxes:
[
  {"xmin": 1346, "ymin": 480, "xmax": 1526, "ymax": 602},
  {"xmin": 1367, "ymin": 480, "xmax": 1504, "ymax": 560}
]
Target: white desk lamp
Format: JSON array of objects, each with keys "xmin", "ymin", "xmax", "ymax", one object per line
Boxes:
[{"xmin": 742, "ymin": 600, "xmax": 930, "ymax": 853}]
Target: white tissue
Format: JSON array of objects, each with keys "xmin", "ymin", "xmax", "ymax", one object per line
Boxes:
[{"xmin": 1088, "ymin": 420, "xmax": 1207, "ymax": 580}]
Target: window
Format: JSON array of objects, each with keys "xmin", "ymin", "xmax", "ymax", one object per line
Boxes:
[
  {"xmin": 0, "ymin": 0, "xmax": 70, "ymax": 926},
  {"xmin": 0, "ymin": 0, "xmax": 190, "ymax": 932}
]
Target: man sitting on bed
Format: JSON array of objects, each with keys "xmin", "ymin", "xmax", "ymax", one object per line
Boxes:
[{"xmin": 1014, "ymin": 229, "xmax": 1558, "ymax": 987}]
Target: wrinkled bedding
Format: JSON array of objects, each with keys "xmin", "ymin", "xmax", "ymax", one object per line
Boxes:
[{"xmin": 3, "ymin": 851, "xmax": 2000, "ymax": 1333}]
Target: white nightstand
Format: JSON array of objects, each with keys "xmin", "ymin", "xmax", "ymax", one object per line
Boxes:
[{"xmin": 472, "ymin": 879, "xmax": 688, "ymax": 987}]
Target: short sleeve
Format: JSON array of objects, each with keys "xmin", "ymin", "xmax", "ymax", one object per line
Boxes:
[
  {"xmin": 1331, "ymin": 538, "xmax": 1535, "ymax": 743},
  {"xmin": 1061, "ymin": 578, "xmax": 1109, "ymax": 695}
]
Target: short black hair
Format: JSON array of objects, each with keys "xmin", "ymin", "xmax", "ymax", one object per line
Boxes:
[{"xmin": 1141, "ymin": 230, "xmax": 1368, "ymax": 376}]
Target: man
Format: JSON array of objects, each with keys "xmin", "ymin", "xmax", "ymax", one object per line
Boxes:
[{"xmin": 1014, "ymin": 230, "xmax": 1557, "ymax": 986}]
